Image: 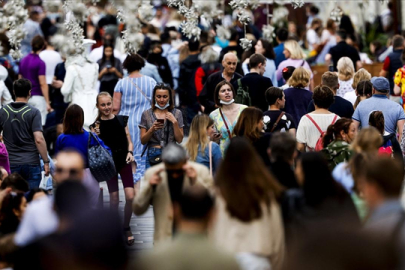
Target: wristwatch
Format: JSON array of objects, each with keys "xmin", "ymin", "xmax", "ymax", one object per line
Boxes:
[
  {"xmin": 128, "ymin": 151, "xmax": 133, "ymax": 155},
  {"xmin": 43, "ymin": 160, "xmax": 50, "ymax": 164}
]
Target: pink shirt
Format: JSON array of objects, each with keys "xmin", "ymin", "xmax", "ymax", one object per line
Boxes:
[{"xmin": 276, "ymin": 58, "xmax": 314, "ymax": 83}]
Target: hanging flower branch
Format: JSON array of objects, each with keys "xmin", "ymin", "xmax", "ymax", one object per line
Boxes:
[
  {"xmin": 193, "ymin": 0, "xmax": 222, "ymax": 26},
  {"xmin": 262, "ymin": 24, "xmax": 275, "ymax": 42},
  {"xmin": 290, "ymin": 0, "xmax": 305, "ymax": 9},
  {"xmin": 65, "ymin": 20, "xmax": 85, "ymax": 55},
  {"xmin": 330, "ymin": 5, "xmax": 343, "ymax": 23}
]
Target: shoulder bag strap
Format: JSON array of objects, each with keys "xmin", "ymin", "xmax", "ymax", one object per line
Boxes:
[
  {"xmin": 306, "ymin": 114, "xmax": 323, "ymax": 134},
  {"xmin": 271, "ymin": 112, "xmax": 285, "ymax": 132},
  {"xmin": 209, "ymin": 141, "xmax": 213, "ymax": 177},
  {"xmin": 219, "ymin": 108, "xmax": 232, "ymax": 138},
  {"xmin": 88, "ymin": 131, "xmax": 101, "ymax": 147},
  {"xmin": 300, "ymin": 60, "xmax": 305, "ymax": 66},
  {"xmin": 128, "ymin": 78, "xmax": 151, "ymax": 101}
]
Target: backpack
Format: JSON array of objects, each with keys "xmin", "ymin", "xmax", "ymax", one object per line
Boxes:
[
  {"xmin": 379, "ymin": 139, "xmax": 394, "ymax": 157},
  {"xmin": 234, "ymin": 79, "xmax": 251, "ymax": 106},
  {"xmin": 306, "ymin": 114, "xmax": 338, "ymax": 151}
]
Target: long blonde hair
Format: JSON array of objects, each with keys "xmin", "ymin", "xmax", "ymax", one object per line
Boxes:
[
  {"xmin": 337, "ymin": 57, "xmax": 355, "ymax": 81},
  {"xmin": 352, "ymin": 68, "xmax": 371, "ymax": 89},
  {"xmin": 96, "ymin": 92, "xmax": 112, "ymax": 121},
  {"xmin": 284, "ymin": 40, "xmax": 306, "ymax": 59},
  {"xmin": 287, "ymin": 67, "xmax": 310, "ymax": 88},
  {"xmin": 185, "ymin": 115, "xmax": 214, "ymax": 161}
]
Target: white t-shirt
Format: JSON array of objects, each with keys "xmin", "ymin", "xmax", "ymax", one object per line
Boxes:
[
  {"xmin": 343, "ymin": 91, "xmax": 357, "ymax": 106},
  {"xmin": 39, "ymin": 50, "xmax": 63, "ymax": 84},
  {"xmin": 296, "ymin": 113, "xmax": 340, "ymax": 151},
  {"xmin": 306, "ymin": 29, "xmax": 320, "ymax": 51}
]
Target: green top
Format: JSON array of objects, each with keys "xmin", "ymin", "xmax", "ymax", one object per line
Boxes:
[{"xmin": 321, "ymin": 140, "xmax": 352, "ymax": 170}]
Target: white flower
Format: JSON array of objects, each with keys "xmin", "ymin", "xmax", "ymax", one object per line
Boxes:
[
  {"xmin": 239, "ymin": 38, "xmax": 252, "ymax": 51},
  {"xmin": 290, "ymin": 0, "xmax": 304, "ymax": 9},
  {"xmin": 281, "ymin": 128, "xmax": 286, "ymax": 132},
  {"xmin": 263, "ymin": 115, "xmax": 271, "ymax": 124},
  {"xmin": 262, "ymin": 24, "xmax": 275, "ymax": 42},
  {"xmin": 216, "ymin": 25, "xmax": 231, "ymax": 40}
]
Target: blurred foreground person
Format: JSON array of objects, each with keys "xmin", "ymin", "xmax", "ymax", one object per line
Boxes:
[
  {"xmin": 137, "ymin": 186, "xmax": 240, "ymax": 270},
  {"xmin": 133, "ymin": 143, "xmax": 212, "ymax": 245},
  {"xmin": 212, "ymin": 137, "xmax": 285, "ymax": 270}
]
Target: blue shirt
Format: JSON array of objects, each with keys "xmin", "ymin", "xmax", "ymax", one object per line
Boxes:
[
  {"xmin": 194, "ymin": 143, "xmax": 222, "ymax": 174},
  {"xmin": 274, "ymin": 43, "xmax": 286, "ymax": 68},
  {"xmin": 352, "ymin": 94, "xmax": 405, "ymax": 134}
]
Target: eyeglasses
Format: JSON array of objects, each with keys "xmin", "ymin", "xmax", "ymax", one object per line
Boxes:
[{"xmin": 55, "ymin": 167, "xmax": 81, "ymax": 176}]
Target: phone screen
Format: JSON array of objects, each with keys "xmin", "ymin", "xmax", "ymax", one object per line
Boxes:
[{"xmin": 157, "ymin": 119, "xmax": 164, "ymax": 124}]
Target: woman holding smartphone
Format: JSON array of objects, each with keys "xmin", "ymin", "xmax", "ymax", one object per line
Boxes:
[
  {"xmin": 91, "ymin": 92, "xmax": 135, "ymax": 246},
  {"xmin": 139, "ymin": 83, "xmax": 184, "ymax": 169},
  {"xmin": 97, "ymin": 43, "xmax": 123, "ymax": 96}
]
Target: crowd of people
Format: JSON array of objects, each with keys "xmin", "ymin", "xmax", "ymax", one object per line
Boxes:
[{"xmin": 0, "ymin": 1, "xmax": 404, "ymax": 269}]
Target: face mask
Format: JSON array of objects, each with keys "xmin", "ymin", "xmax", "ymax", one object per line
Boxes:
[
  {"xmin": 155, "ymin": 102, "xmax": 170, "ymax": 110},
  {"xmin": 220, "ymin": 99, "xmax": 234, "ymax": 105}
]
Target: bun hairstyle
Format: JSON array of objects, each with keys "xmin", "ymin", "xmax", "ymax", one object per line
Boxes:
[
  {"xmin": 322, "ymin": 118, "xmax": 353, "ymax": 147},
  {"xmin": 368, "ymin": 111, "xmax": 385, "ymax": 135}
]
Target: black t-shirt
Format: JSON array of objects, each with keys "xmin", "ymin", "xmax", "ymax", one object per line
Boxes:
[
  {"xmin": 307, "ymin": 96, "xmax": 354, "ymax": 119},
  {"xmin": 263, "ymin": 110, "xmax": 297, "ymax": 133},
  {"xmin": 329, "ymin": 41, "xmax": 361, "ymax": 71}
]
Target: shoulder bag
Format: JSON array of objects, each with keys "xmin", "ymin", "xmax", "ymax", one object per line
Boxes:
[
  {"xmin": 88, "ymin": 132, "xmax": 116, "ymax": 182},
  {"xmin": 271, "ymin": 112, "xmax": 285, "ymax": 132}
]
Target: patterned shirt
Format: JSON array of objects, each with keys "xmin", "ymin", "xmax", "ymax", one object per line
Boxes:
[
  {"xmin": 337, "ymin": 78, "xmax": 354, "ymax": 97},
  {"xmin": 321, "ymin": 140, "xmax": 352, "ymax": 170}
]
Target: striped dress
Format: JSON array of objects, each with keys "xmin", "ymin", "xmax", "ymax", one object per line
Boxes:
[{"xmin": 114, "ymin": 76, "xmax": 157, "ymax": 183}]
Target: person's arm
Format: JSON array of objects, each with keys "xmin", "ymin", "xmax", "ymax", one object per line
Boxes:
[
  {"xmin": 380, "ymin": 57, "xmax": 390, "ymax": 77},
  {"xmin": 125, "ymin": 126, "xmax": 134, "ymax": 163},
  {"xmin": 60, "ymin": 66, "xmax": 75, "ymax": 98},
  {"xmin": 356, "ymin": 60, "xmax": 363, "ymax": 70},
  {"xmin": 397, "ymin": 119, "xmax": 405, "ymax": 142},
  {"xmin": 133, "ymin": 167, "xmax": 164, "ymax": 215},
  {"xmin": 165, "ymin": 111, "xmax": 183, "ymax": 143},
  {"xmin": 33, "ymin": 131, "xmax": 50, "ymax": 176},
  {"xmin": 288, "ymin": 128, "xmax": 296, "ymax": 137},
  {"xmin": 98, "ymin": 67, "xmax": 108, "ymax": 80},
  {"xmin": 394, "ymin": 84, "xmax": 401, "ymax": 96},
  {"xmin": 112, "ymin": 92, "xmax": 122, "ymax": 115},
  {"xmin": 352, "ymin": 119, "xmax": 360, "ymax": 131},
  {"xmin": 109, "ymin": 67, "xmax": 123, "ymax": 79},
  {"xmin": 325, "ymin": 53, "xmax": 332, "ymax": 66},
  {"xmin": 38, "ymin": 75, "xmax": 51, "ymax": 111},
  {"xmin": 297, "ymin": 142, "xmax": 306, "ymax": 152}
]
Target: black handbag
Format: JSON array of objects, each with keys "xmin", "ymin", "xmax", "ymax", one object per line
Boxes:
[
  {"xmin": 88, "ymin": 132, "xmax": 116, "ymax": 182},
  {"xmin": 143, "ymin": 121, "xmax": 170, "ymax": 166}
]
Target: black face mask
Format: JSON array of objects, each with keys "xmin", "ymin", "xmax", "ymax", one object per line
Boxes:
[{"xmin": 167, "ymin": 169, "xmax": 184, "ymax": 203}]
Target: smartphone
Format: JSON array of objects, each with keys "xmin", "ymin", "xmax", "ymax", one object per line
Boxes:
[
  {"xmin": 157, "ymin": 119, "xmax": 164, "ymax": 124},
  {"xmin": 106, "ymin": 64, "xmax": 112, "ymax": 69}
]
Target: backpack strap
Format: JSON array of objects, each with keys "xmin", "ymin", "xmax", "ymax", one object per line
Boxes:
[
  {"xmin": 237, "ymin": 78, "xmax": 242, "ymax": 88},
  {"xmin": 331, "ymin": 114, "xmax": 338, "ymax": 125},
  {"xmin": 271, "ymin": 112, "xmax": 285, "ymax": 132},
  {"xmin": 306, "ymin": 114, "xmax": 323, "ymax": 134}
]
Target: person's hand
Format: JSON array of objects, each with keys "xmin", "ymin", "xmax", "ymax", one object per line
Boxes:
[
  {"xmin": 183, "ymin": 163, "xmax": 197, "ymax": 184},
  {"xmin": 152, "ymin": 120, "xmax": 164, "ymax": 131},
  {"xmin": 47, "ymin": 103, "xmax": 53, "ymax": 113},
  {"xmin": 92, "ymin": 127, "xmax": 100, "ymax": 135},
  {"xmin": 101, "ymin": 67, "xmax": 108, "ymax": 74},
  {"xmin": 210, "ymin": 132, "xmax": 222, "ymax": 143},
  {"xmin": 51, "ymin": 79, "xmax": 63, "ymax": 88},
  {"xmin": 126, "ymin": 152, "xmax": 134, "ymax": 163},
  {"xmin": 149, "ymin": 168, "xmax": 164, "ymax": 186},
  {"xmin": 165, "ymin": 112, "xmax": 177, "ymax": 124},
  {"xmin": 109, "ymin": 67, "xmax": 117, "ymax": 73},
  {"xmin": 175, "ymin": 41, "xmax": 188, "ymax": 50},
  {"xmin": 44, "ymin": 163, "xmax": 50, "ymax": 176}
]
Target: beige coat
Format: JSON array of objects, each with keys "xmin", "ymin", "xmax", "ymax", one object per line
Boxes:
[
  {"xmin": 211, "ymin": 196, "xmax": 285, "ymax": 270},
  {"xmin": 133, "ymin": 161, "xmax": 213, "ymax": 245}
]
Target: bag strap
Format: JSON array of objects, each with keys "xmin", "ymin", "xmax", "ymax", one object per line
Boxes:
[
  {"xmin": 128, "ymin": 78, "xmax": 151, "ymax": 101},
  {"xmin": 208, "ymin": 141, "xmax": 213, "ymax": 177},
  {"xmin": 271, "ymin": 112, "xmax": 285, "ymax": 132},
  {"xmin": 300, "ymin": 60, "xmax": 305, "ymax": 66},
  {"xmin": 331, "ymin": 114, "xmax": 338, "ymax": 125},
  {"xmin": 237, "ymin": 78, "xmax": 242, "ymax": 88},
  {"xmin": 88, "ymin": 131, "xmax": 101, "ymax": 147},
  {"xmin": 219, "ymin": 108, "xmax": 232, "ymax": 138},
  {"xmin": 306, "ymin": 114, "xmax": 323, "ymax": 134}
]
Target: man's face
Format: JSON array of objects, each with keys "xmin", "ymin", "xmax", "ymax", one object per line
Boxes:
[
  {"xmin": 222, "ymin": 54, "xmax": 238, "ymax": 74},
  {"xmin": 259, "ymin": 62, "xmax": 267, "ymax": 76},
  {"xmin": 54, "ymin": 153, "xmax": 84, "ymax": 184},
  {"xmin": 165, "ymin": 161, "xmax": 187, "ymax": 180}
]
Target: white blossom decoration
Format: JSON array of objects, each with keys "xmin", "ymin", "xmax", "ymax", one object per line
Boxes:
[
  {"xmin": 138, "ymin": 2, "xmax": 155, "ymax": 22},
  {"xmin": 237, "ymin": 9, "xmax": 252, "ymax": 25},
  {"xmin": 262, "ymin": 24, "xmax": 275, "ymax": 42},
  {"xmin": 290, "ymin": 0, "xmax": 304, "ymax": 9},
  {"xmin": 240, "ymin": 38, "xmax": 252, "ymax": 51},
  {"xmin": 330, "ymin": 6, "xmax": 343, "ymax": 23},
  {"xmin": 216, "ymin": 25, "xmax": 231, "ymax": 40},
  {"xmin": 65, "ymin": 20, "xmax": 85, "ymax": 55}
]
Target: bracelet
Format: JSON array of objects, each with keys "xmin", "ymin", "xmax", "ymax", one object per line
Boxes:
[
  {"xmin": 128, "ymin": 151, "xmax": 133, "ymax": 155},
  {"xmin": 43, "ymin": 160, "xmax": 50, "ymax": 164}
]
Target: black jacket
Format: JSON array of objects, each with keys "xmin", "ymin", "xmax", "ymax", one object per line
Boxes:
[
  {"xmin": 177, "ymin": 54, "xmax": 201, "ymax": 106},
  {"xmin": 236, "ymin": 73, "xmax": 273, "ymax": 112}
]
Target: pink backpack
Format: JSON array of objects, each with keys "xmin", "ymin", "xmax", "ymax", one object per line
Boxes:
[{"xmin": 306, "ymin": 114, "xmax": 338, "ymax": 151}]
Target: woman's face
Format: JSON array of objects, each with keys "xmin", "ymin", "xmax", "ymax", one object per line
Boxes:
[
  {"xmin": 218, "ymin": 84, "xmax": 233, "ymax": 102},
  {"xmin": 257, "ymin": 118, "xmax": 264, "ymax": 132},
  {"xmin": 104, "ymin": 47, "xmax": 113, "ymax": 58},
  {"xmin": 14, "ymin": 197, "xmax": 27, "ymax": 220},
  {"xmin": 97, "ymin": 96, "xmax": 113, "ymax": 117},
  {"xmin": 207, "ymin": 124, "xmax": 215, "ymax": 137},
  {"xmin": 283, "ymin": 48, "xmax": 291, "ymax": 58},
  {"xmin": 344, "ymin": 122, "xmax": 357, "ymax": 143},
  {"xmin": 155, "ymin": 89, "xmax": 170, "ymax": 107},
  {"xmin": 295, "ymin": 160, "xmax": 304, "ymax": 186},
  {"xmin": 255, "ymin": 40, "xmax": 265, "ymax": 55}
]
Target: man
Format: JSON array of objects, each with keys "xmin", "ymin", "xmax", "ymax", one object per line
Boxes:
[
  {"xmin": 19, "ymin": 35, "xmax": 51, "ymax": 125},
  {"xmin": 325, "ymin": 30, "xmax": 362, "ymax": 71},
  {"xmin": 307, "ymin": 71, "xmax": 354, "ymax": 118},
  {"xmin": 274, "ymin": 28, "xmax": 288, "ymax": 68},
  {"xmin": 14, "ymin": 150, "xmax": 85, "ymax": 247},
  {"xmin": 237, "ymin": 54, "xmax": 273, "ymax": 112},
  {"xmin": 379, "ymin": 35, "xmax": 404, "ymax": 102},
  {"xmin": 21, "ymin": 10, "xmax": 44, "ymax": 57},
  {"xmin": 362, "ymin": 156, "xmax": 405, "ymax": 268},
  {"xmin": 199, "ymin": 52, "xmax": 242, "ymax": 114},
  {"xmin": 263, "ymin": 87, "xmax": 296, "ymax": 135},
  {"xmin": 268, "ymin": 132, "xmax": 298, "ymax": 189},
  {"xmin": 137, "ymin": 186, "xmax": 240, "ymax": 270},
  {"xmin": 0, "ymin": 79, "xmax": 49, "ymax": 189},
  {"xmin": 352, "ymin": 77, "xmax": 405, "ymax": 141},
  {"xmin": 134, "ymin": 143, "xmax": 213, "ymax": 245}
]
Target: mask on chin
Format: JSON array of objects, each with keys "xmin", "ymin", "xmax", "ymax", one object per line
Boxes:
[
  {"xmin": 155, "ymin": 102, "xmax": 170, "ymax": 110},
  {"xmin": 220, "ymin": 99, "xmax": 235, "ymax": 105}
]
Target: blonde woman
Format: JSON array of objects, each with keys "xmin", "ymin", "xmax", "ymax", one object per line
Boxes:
[
  {"xmin": 343, "ymin": 68, "xmax": 371, "ymax": 105},
  {"xmin": 336, "ymin": 57, "xmax": 355, "ymax": 97},
  {"xmin": 284, "ymin": 67, "xmax": 313, "ymax": 125},
  {"xmin": 276, "ymin": 40, "xmax": 314, "ymax": 90},
  {"xmin": 185, "ymin": 115, "xmax": 222, "ymax": 175}
]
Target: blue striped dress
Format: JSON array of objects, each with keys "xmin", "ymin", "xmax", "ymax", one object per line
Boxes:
[{"xmin": 114, "ymin": 76, "xmax": 157, "ymax": 183}]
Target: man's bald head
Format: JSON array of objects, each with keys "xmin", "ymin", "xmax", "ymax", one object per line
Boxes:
[
  {"xmin": 222, "ymin": 53, "xmax": 238, "ymax": 75},
  {"xmin": 223, "ymin": 52, "xmax": 238, "ymax": 62},
  {"xmin": 54, "ymin": 150, "xmax": 85, "ymax": 184}
]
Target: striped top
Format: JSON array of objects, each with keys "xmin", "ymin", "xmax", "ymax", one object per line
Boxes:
[{"xmin": 114, "ymin": 76, "xmax": 157, "ymax": 182}]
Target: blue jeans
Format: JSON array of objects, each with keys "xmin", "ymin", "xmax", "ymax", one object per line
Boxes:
[
  {"xmin": 10, "ymin": 164, "xmax": 42, "ymax": 189},
  {"xmin": 146, "ymin": 147, "xmax": 162, "ymax": 170}
]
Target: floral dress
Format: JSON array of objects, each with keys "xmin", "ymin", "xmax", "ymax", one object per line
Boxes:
[
  {"xmin": 394, "ymin": 66, "xmax": 405, "ymax": 110},
  {"xmin": 209, "ymin": 105, "xmax": 247, "ymax": 155}
]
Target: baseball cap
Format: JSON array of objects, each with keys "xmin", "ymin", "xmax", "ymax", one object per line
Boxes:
[{"xmin": 371, "ymin": 77, "xmax": 390, "ymax": 92}]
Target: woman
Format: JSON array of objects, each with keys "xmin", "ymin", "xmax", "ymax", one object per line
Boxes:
[
  {"xmin": 147, "ymin": 43, "xmax": 174, "ymax": 88},
  {"xmin": 139, "ymin": 83, "xmax": 184, "ymax": 169},
  {"xmin": 344, "ymin": 68, "xmax": 371, "ymax": 106},
  {"xmin": 336, "ymin": 57, "xmax": 355, "ymax": 97},
  {"xmin": 233, "ymin": 107, "xmax": 271, "ymax": 166},
  {"xmin": 55, "ymin": 104, "xmax": 109, "ymax": 207},
  {"xmin": 353, "ymin": 80, "xmax": 372, "ymax": 109},
  {"xmin": 369, "ymin": 111, "xmax": 402, "ymax": 161},
  {"xmin": 321, "ymin": 118, "xmax": 357, "ymax": 170},
  {"xmin": 113, "ymin": 54, "xmax": 156, "ymax": 184},
  {"xmin": 209, "ymin": 81, "xmax": 247, "ymax": 155},
  {"xmin": 212, "ymin": 137, "xmax": 285, "ymax": 270},
  {"xmin": 92, "ymin": 92, "xmax": 135, "ymax": 245},
  {"xmin": 185, "ymin": 115, "xmax": 222, "ymax": 175},
  {"xmin": 97, "ymin": 44, "xmax": 123, "ymax": 96},
  {"xmin": 283, "ymin": 152, "xmax": 359, "ymax": 247},
  {"xmin": 0, "ymin": 192, "xmax": 26, "ymax": 235},
  {"xmin": 284, "ymin": 67, "xmax": 313, "ymax": 126},
  {"xmin": 276, "ymin": 40, "xmax": 314, "ymax": 90}
]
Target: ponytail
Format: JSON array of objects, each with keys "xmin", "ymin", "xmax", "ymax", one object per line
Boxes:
[
  {"xmin": 323, "ymin": 118, "xmax": 353, "ymax": 147},
  {"xmin": 323, "ymin": 124, "xmax": 335, "ymax": 148}
]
